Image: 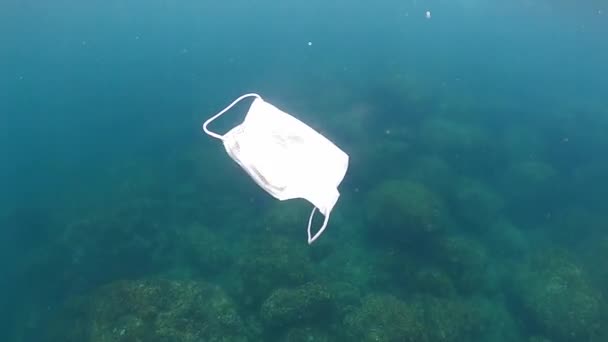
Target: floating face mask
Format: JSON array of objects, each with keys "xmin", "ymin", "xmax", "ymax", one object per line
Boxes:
[{"xmin": 203, "ymin": 93, "xmax": 349, "ymax": 244}]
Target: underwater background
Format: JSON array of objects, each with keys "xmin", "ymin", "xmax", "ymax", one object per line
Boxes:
[{"xmin": 1, "ymin": 0, "xmax": 607, "ymax": 341}]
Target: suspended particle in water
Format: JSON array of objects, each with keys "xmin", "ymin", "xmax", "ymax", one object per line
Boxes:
[
  {"xmin": 426, "ymin": 10, "xmax": 431, "ymax": 19},
  {"xmin": 308, "ymin": 41, "xmax": 312, "ymax": 46}
]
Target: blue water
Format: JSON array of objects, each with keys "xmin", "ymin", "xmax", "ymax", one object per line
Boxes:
[{"xmin": 1, "ymin": 1, "xmax": 607, "ymax": 341}]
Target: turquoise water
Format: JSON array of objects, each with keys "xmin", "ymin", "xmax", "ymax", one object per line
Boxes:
[{"xmin": 1, "ymin": 1, "xmax": 607, "ymax": 341}]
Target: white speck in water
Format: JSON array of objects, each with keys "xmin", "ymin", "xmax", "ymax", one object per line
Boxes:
[
  {"xmin": 308, "ymin": 41, "xmax": 312, "ymax": 46},
  {"xmin": 426, "ymin": 11, "xmax": 431, "ymax": 19}
]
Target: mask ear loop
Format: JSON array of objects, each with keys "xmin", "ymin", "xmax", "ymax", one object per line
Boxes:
[
  {"xmin": 307, "ymin": 207, "xmax": 330, "ymax": 244},
  {"xmin": 202, "ymin": 93, "xmax": 261, "ymax": 140}
]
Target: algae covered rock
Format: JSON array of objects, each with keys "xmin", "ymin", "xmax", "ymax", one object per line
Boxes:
[
  {"xmin": 281, "ymin": 327, "xmax": 331, "ymax": 342},
  {"xmin": 46, "ymin": 278, "xmax": 250, "ymax": 342},
  {"xmin": 343, "ymin": 293, "xmax": 485, "ymax": 342},
  {"xmin": 500, "ymin": 160, "xmax": 559, "ymax": 219},
  {"xmin": 236, "ymin": 236, "xmax": 313, "ymax": 306},
  {"xmin": 404, "ymin": 155, "xmax": 455, "ymax": 195},
  {"xmin": 259, "ymin": 200, "xmax": 312, "ymax": 238},
  {"xmin": 485, "ymin": 219, "xmax": 530, "ymax": 259},
  {"xmin": 343, "ymin": 294, "xmax": 424, "ymax": 342},
  {"xmin": 513, "ymin": 249, "xmax": 603, "ymax": 341},
  {"xmin": 583, "ymin": 235, "xmax": 608, "ymax": 292},
  {"xmin": 365, "ymin": 179, "xmax": 450, "ymax": 244},
  {"xmin": 179, "ymin": 223, "xmax": 233, "ymax": 275},
  {"xmin": 434, "ymin": 235, "xmax": 490, "ymax": 294},
  {"xmin": 418, "ymin": 117, "xmax": 489, "ymax": 157},
  {"xmin": 549, "ymin": 207, "xmax": 607, "ymax": 245},
  {"xmin": 413, "ymin": 295, "xmax": 486, "ymax": 342},
  {"xmin": 412, "ymin": 268, "xmax": 457, "ymax": 297},
  {"xmin": 506, "ymin": 160, "xmax": 558, "ymax": 191},
  {"xmin": 448, "ymin": 177, "xmax": 505, "ymax": 231},
  {"xmin": 260, "ymin": 282, "xmax": 333, "ymax": 328},
  {"xmin": 58, "ymin": 200, "xmax": 177, "ymax": 284}
]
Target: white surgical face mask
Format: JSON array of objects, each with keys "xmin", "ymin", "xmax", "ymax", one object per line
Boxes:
[{"xmin": 202, "ymin": 93, "xmax": 349, "ymax": 244}]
